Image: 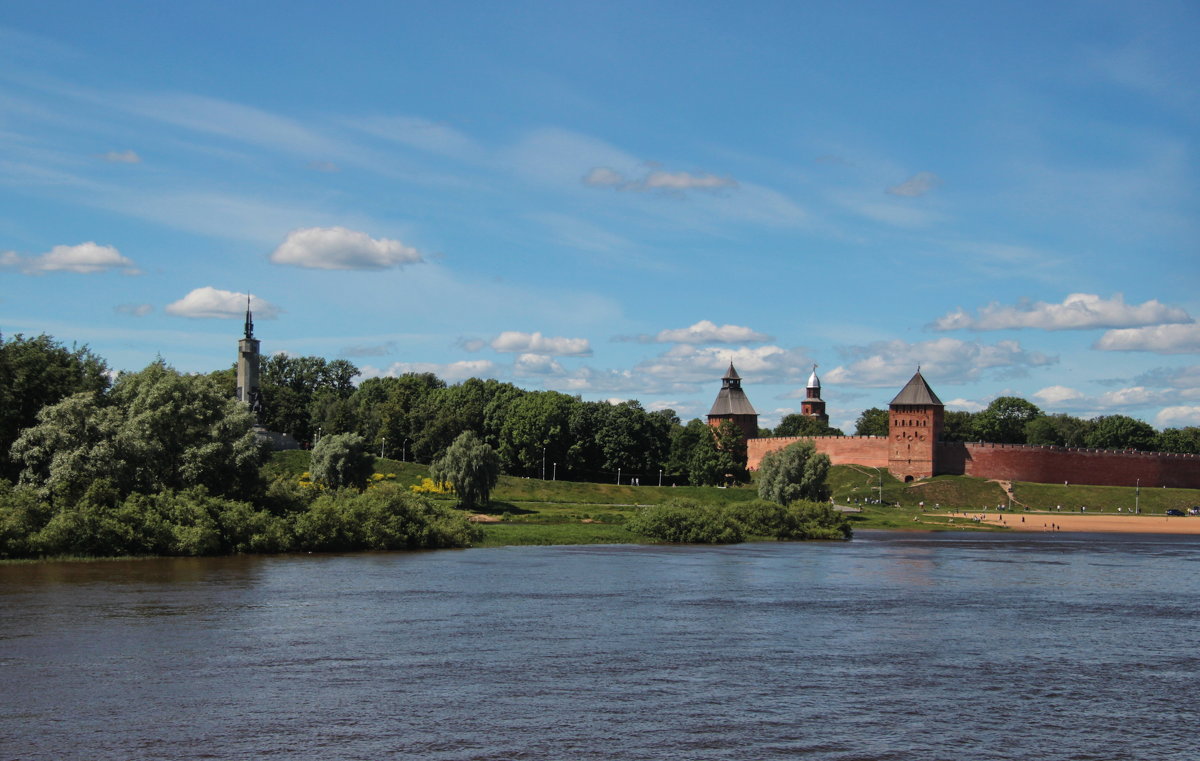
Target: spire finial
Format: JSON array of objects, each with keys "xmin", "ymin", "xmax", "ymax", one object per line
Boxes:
[{"xmin": 244, "ymin": 292, "xmax": 254, "ymax": 339}]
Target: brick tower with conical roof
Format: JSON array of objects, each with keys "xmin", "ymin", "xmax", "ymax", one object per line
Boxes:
[
  {"xmin": 888, "ymin": 368, "xmax": 943, "ymax": 481},
  {"xmin": 707, "ymin": 362, "xmax": 759, "ymax": 441}
]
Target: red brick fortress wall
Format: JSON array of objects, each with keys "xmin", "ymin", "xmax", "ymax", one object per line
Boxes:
[
  {"xmin": 747, "ymin": 436, "xmax": 889, "ymax": 471},
  {"xmin": 937, "ymin": 442, "xmax": 1200, "ymax": 489}
]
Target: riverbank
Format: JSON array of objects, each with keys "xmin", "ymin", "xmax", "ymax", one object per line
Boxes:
[{"xmin": 936, "ymin": 512, "xmax": 1200, "ymax": 534}]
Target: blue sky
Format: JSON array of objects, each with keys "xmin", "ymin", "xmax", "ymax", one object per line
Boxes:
[{"xmin": 1, "ymin": 0, "xmax": 1197, "ymax": 431}]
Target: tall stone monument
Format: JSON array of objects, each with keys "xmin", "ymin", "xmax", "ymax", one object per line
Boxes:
[{"xmin": 236, "ymin": 295, "xmax": 262, "ymax": 414}]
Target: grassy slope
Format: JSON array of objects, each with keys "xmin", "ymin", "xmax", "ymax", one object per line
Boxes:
[{"xmin": 267, "ymin": 453, "xmax": 1200, "ymax": 544}]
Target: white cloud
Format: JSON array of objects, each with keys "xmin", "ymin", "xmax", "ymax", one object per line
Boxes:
[
  {"xmin": 349, "ymin": 115, "xmax": 480, "ymax": 160},
  {"xmin": 636, "ymin": 344, "xmax": 814, "ymax": 385},
  {"xmin": 0, "ymin": 242, "xmax": 139, "ymax": 275},
  {"xmin": 1095, "ymin": 386, "xmax": 1169, "ymax": 408},
  {"xmin": 513, "ymin": 353, "xmax": 566, "ymax": 376},
  {"xmin": 114, "ymin": 303, "xmax": 153, "ymax": 317},
  {"xmin": 270, "ymin": 227, "xmax": 423, "ymax": 270},
  {"xmin": 101, "ymin": 149, "xmax": 141, "ymax": 163},
  {"xmin": 654, "ymin": 320, "xmax": 772, "ymax": 345},
  {"xmin": 886, "ymin": 171, "xmax": 941, "ymax": 197},
  {"xmin": 165, "ymin": 287, "xmax": 282, "ymax": 320},
  {"xmin": 1033, "ymin": 385, "xmax": 1086, "ymax": 405},
  {"xmin": 1094, "ymin": 324, "xmax": 1200, "ymax": 354},
  {"xmin": 945, "ymin": 398, "xmax": 985, "ymax": 412},
  {"xmin": 582, "ymin": 167, "xmax": 625, "ymax": 187},
  {"xmin": 457, "ymin": 338, "xmax": 487, "ymax": 353},
  {"xmin": 1133, "ymin": 365, "xmax": 1200, "ymax": 389},
  {"xmin": 362, "ymin": 359, "xmax": 499, "ymax": 383},
  {"xmin": 1155, "ymin": 405, "xmax": 1200, "ymax": 428},
  {"xmin": 932, "ymin": 293, "xmax": 1192, "ymax": 331},
  {"xmin": 825, "ymin": 338, "xmax": 1057, "ymax": 387},
  {"xmin": 490, "ymin": 331, "xmax": 592, "ymax": 357}
]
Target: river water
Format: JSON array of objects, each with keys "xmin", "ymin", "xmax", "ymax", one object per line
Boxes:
[{"xmin": 2, "ymin": 531, "xmax": 1198, "ymax": 760}]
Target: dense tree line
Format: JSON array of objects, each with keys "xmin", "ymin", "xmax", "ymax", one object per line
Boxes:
[{"xmin": 852, "ymin": 396, "xmax": 1198, "ymax": 453}]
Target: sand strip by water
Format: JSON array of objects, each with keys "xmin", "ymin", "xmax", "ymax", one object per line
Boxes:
[{"xmin": 936, "ymin": 512, "xmax": 1200, "ymax": 534}]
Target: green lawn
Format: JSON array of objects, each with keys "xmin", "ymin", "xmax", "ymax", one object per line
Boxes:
[{"xmin": 264, "ymin": 452, "xmax": 1200, "ymax": 545}]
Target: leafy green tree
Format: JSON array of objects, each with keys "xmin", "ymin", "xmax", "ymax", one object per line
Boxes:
[
  {"xmin": 688, "ymin": 420, "xmax": 748, "ymax": 486},
  {"xmin": 667, "ymin": 418, "xmax": 709, "ymax": 482},
  {"xmin": 774, "ymin": 414, "xmax": 841, "ymax": 437},
  {"xmin": 1025, "ymin": 414, "xmax": 1093, "ymax": 447},
  {"xmin": 353, "ymin": 373, "xmax": 445, "ymax": 455},
  {"xmin": 972, "ymin": 397, "xmax": 1042, "ymax": 444},
  {"xmin": 497, "ymin": 391, "xmax": 575, "ymax": 475},
  {"xmin": 257, "ymin": 354, "xmax": 360, "ymax": 443},
  {"xmin": 1158, "ymin": 426, "xmax": 1200, "ymax": 455},
  {"xmin": 1085, "ymin": 415, "xmax": 1158, "ymax": 451},
  {"xmin": 756, "ymin": 439, "xmax": 831, "ymax": 505},
  {"xmin": 431, "ymin": 430, "xmax": 500, "ymax": 510},
  {"xmin": 411, "ymin": 378, "xmax": 520, "ymax": 462},
  {"xmin": 0, "ymin": 333, "xmax": 110, "ymax": 479},
  {"xmin": 11, "ymin": 360, "xmax": 267, "ymax": 504},
  {"xmin": 854, "ymin": 407, "xmax": 890, "ymax": 437},
  {"xmin": 310, "ymin": 433, "xmax": 373, "ymax": 490},
  {"xmin": 941, "ymin": 410, "xmax": 977, "ymax": 441}
]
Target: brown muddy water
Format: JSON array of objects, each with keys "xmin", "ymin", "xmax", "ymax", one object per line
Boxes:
[{"xmin": 2, "ymin": 531, "xmax": 1198, "ymax": 760}]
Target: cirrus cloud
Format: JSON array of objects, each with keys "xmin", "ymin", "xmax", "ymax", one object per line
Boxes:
[
  {"xmin": 165, "ymin": 287, "xmax": 282, "ymax": 319},
  {"xmin": 583, "ymin": 166, "xmax": 737, "ymax": 193},
  {"xmin": 270, "ymin": 227, "xmax": 423, "ymax": 270},
  {"xmin": 886, "ymin": 171, "xmax": 941, "ymax": 197},
  {"xmin": 932, "ymin": 293, "xmax": 1192, "ymax": 331},
  {"xmin": 1, "ymin": 242, "xmax": 140, "ymax": 275}
]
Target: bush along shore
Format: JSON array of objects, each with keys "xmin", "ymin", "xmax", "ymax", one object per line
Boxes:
[{"xmin": 5, "ymin": 452, "xmax": 1200, "ymax": 560}]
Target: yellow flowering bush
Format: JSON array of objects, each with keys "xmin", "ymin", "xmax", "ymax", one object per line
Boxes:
[{"xmin": 410, "ymin": 477, "xmax": 454, "ymax": 495}]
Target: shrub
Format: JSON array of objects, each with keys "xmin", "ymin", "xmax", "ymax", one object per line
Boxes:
[
  {"xmin": 626, "ymin": 499, "xmax": 745, "ymax": 544},
  {"xmin": 757, "ymin": 440, "xmax": 831, "ymax": 506},
  {"xmin": 310, "ymin": 433, "xmax": 374, "ymax": 490}
]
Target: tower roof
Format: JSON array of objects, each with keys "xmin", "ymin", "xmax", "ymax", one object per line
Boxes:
[
  {"xmin": 807, "ymin": 364, "xmax": 821, "ymax": 389},
  {"xmin": 709, "ymin": 362, "xmax": 757, "ymax": 416},
  {"xmin": 243, "ymin": 294, "xmax": 255, "ymax": 340},
  {"xmin": 889, "ymin": 370, "xmax": 943, "ymax": 406}
]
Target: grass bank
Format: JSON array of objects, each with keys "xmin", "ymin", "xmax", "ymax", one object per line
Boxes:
[{"xmin": 266, "ymin": 452, "xmax": 1200, "ymax": 545}]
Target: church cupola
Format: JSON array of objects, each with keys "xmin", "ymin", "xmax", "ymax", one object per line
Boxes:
[{"xmin": 800, "ymin": 363, "xmax": 829, "ymax": 424}]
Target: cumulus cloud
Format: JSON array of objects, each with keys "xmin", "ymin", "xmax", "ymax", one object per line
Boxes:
[
  {"xmin": 825, "ymin": 338, "xmax": 1057, "ymax": 387},
  {"xmin": 513, "ymin": 353, "xmax": 566, "ymax": 376},
  {"xmin": 101, "ymin": 149, "xmax": 141, "ymax": 163},
  {"xmin": 886, "ymin": 171, "xmax": 941, "ymax": 197},
  {"xmin": 932, "ymin": 293, "xmax": 1192, "ymax": 332},
  {"xmin": 1095, "ymin": 386, "xmax": 1171, "ymax": 408},
  {"xmin": 114, "ymin": 303, "xmax": 153, "ymax": 317},
  {"xmin": 457, "ymin": 337, "xmax": 487, "ymax": 353},
  {"xmin": 490, "ymin": 331, "xmax": 592, "ymax": 357},
  {"xmin": 615, "ymin": 320, "xmax": 772, "ymax": 345},
  {"xmin": 582, "ymin": 166, "xmax": 737, "ymax": 193},
  {"xmin": 1133, "ymin": 365, "xmax": 1200, "ymax": 389},
  {"xmin": 1094, "ymin": 324, "xmax": 1200, "ymax": 354},
  {"xmin": 1155, "ymin": 405, "xmax": 1200, "ymax": 427},
  {"xmin": 270, "ymin": 227, "xmax": 423, "ymax": 270},
  {"xmin": 1033, "ymin": 385, "xmax": 1087, "ymax": 405},
  {"xmin": 0, "ymin": 242, "xmax": 139, "ymax": 275},
  {"xmin": 165, "ymin": 287, "xmax": 282, "ymax": 319},
  {"xmin": 361, "ymin": 359, "xmax": 499, "ymax": 383},
  {"xmin": 944, "ymin": 398, "xmax": 986, "ymax": 412},
  {"xmin": 636, "ymin": 344, "xmax": 814, "ymax": 385}
]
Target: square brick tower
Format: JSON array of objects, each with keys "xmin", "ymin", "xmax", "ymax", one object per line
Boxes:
[
  {"xmin": 888, "ymin": 369, "xmax": 943, "ymax": 481},
  {"xmin": 799, "ymin": 364, "xmax": 829, "ymax": 424}
]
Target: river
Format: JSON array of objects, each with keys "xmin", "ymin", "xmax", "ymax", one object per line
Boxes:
[{"xmin": 2, "ymin": 531, "xmax": 1198, "ymax": 760}]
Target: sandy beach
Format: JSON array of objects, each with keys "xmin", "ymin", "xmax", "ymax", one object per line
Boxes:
[{"xmin": 937, "ymin": 512, "xmax": 1200, "ymax": 534}]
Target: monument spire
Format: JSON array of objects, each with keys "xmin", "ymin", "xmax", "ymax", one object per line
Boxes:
[{"xmin": 244, "ymin": 293, "xmax": 254, "ymax": 339}]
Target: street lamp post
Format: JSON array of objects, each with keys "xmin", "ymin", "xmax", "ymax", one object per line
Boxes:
[
  {"xmin": 402, "ymin": 438, "xmax": 408, "ymax": 463},
  {"xmin": 553, "ymin": 462, "xmax": 557, "ymax": 481},
  {"xmin": 659, "ymin": 469, "xmax": 663, "ymax": 487},
  {"xmin": 381, "ymin": 437, "xmax": 386, "ymax": 459},
  {"xmin": 542, "ymin": 446, "xmax": 546, "ymax": 480},
  {"xmin": 1136, "ymin": 478, "xmax": 1140, "ymax": 514}
]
